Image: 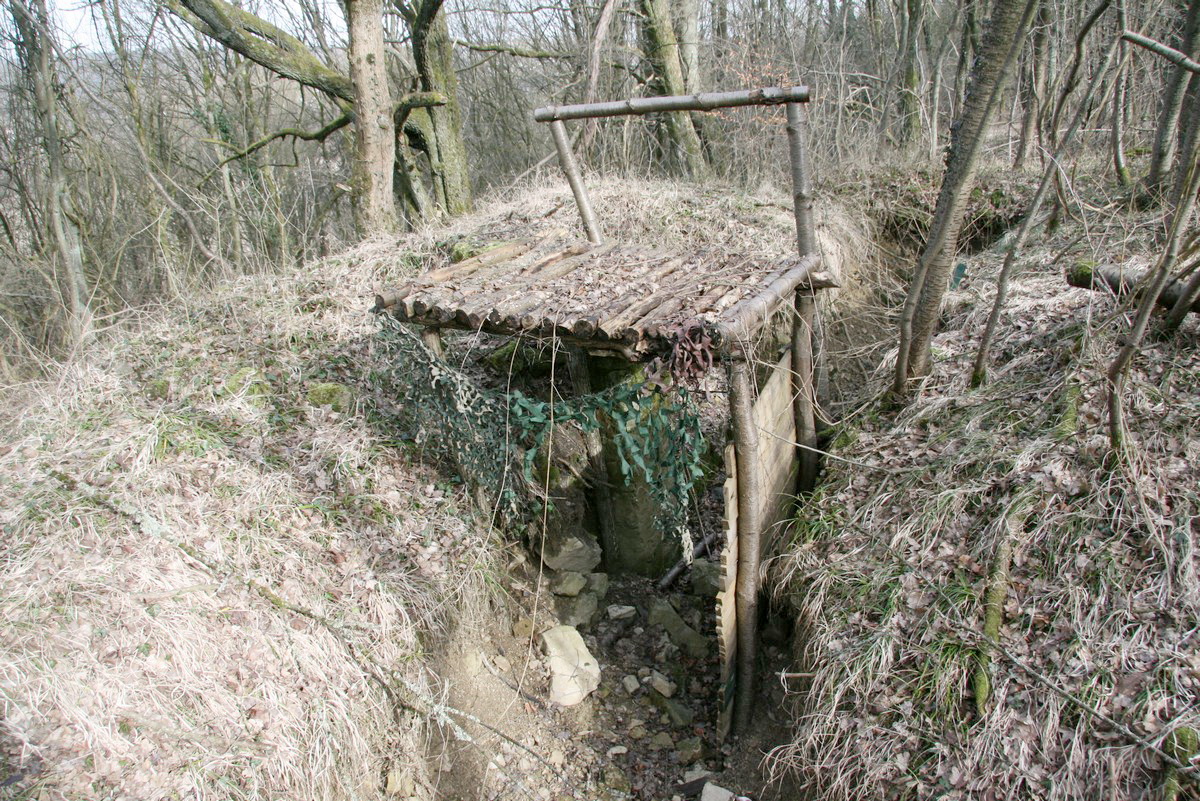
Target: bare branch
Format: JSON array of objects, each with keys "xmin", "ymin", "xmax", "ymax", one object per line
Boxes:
[
  {"xmin": 1122, "ymin": 30, "xmax": 1200, "ymax": 74},
  {"xmin": 451, "ymin": 38, "xmax": 571, "ymax": 59}
]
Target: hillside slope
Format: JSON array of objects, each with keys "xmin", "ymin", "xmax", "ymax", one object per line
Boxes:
[{"xmin": 771, "ymin": 210, "xmax": 1200, "ymax": 799}]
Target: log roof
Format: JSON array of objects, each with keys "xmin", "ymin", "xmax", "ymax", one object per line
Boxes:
[{"xmin": 374, "ymin": 231, "xmax": 833, "ymax": 359}]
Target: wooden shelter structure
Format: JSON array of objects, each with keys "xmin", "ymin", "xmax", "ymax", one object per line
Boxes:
[{"xmin": 375, "ymin": 86, "xmax": 833, "ymax": 737}]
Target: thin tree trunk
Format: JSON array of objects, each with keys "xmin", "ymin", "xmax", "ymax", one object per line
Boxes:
[
  {"xmin": 972, "ymin": 37, "xmax": 1121, "ymax": 386},
  {"xmin": 1145, "ymin": 0, "xmax": 1200, "ymax": 199},
  {"xmin": 11, "ymin": 0, "xmax": 89, "ymax": 341},
  {"xmin": 640, "ymin": 0, "xmax": 710, "ymax": 177},
  {"xmin": 953, "ymin": 0, "xmax": 981, "ymax": 114},
  {"xmin": 1014, "ymin": 4, "xmax": 1050, "ymax": 169},
  {"xmin": 1109, "ymin": 133, "xmax": 1200, "ymax": 449},
  {"xmin": 409, "ymin": 3, "xmax": 473, "ymax": 215},
  {"xmin": 896, "ymin": 0, "xmax": 925, "ymax": 145},
  {"xmin": 893, "ymin": 0, "xmax": 1039, "ymax": 395}
]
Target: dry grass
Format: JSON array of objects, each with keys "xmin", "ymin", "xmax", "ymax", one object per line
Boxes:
[
  {"xmin": 0, "ymin": 244, "xmax": 503, "ymax": 800},
  {"xmin": 767, "ymin": 196, "xmax": 1200, "ymax": 799}
]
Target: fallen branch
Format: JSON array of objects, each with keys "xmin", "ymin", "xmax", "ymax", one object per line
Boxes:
[
  {"xmin": 1067, "ymin": 261, "xmax": 1200, "ymax": 315},
  {"xmin": 656, "ymin": 528, "xmax": 723, "ymax": 589}
]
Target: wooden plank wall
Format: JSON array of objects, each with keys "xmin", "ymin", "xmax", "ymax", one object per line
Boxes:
[{"xmin": 716, "ymin": 352, "xmax": 798, "ymax": 740}]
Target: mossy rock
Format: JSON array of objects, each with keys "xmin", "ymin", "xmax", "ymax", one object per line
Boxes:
[
  {"xmin": 223, "ymin": 367, "xmax": 271, "ymax": 407},
  {"xmin": 143, "ymin": 378, "xmax": 171, "ymax": 401},
  {"xmin": 307, "ymin": 382, "xmax": 354, "ymax": 413}
]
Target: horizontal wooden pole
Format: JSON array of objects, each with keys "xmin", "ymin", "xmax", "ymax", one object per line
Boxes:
[{"xmin": 533, "ymin": 86, "xmax": 811, "ymax": 122}]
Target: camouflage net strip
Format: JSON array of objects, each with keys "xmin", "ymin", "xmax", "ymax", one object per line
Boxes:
[{"xmin": 375, "ymin": 317, "xmax": 705, "ymax": 534}]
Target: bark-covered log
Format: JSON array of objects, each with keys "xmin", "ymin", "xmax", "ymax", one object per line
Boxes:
[{"xmin": 1067, "ymin": 262, "xmax": 1200, "ymax": 315}]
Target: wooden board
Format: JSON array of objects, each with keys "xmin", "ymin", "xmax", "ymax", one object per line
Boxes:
[
  {"xmin": 753, "ymin": 353, "xmax": 800, "ymax": 552},
  {"xmin": 716, "ymin": 440, "xmax": 739, "ymax": 741}
]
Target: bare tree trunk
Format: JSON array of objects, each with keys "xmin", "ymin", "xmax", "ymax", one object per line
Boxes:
[
  {"xmin": 1144, "ymin": 0, "xmax": 1200, "ymax": 200},
  {"xmin": 640, "ymin": 0, "xmax": 710, "ymax": 177},
  {"xmin": 677, "ymin": 0, "xmax": 701, "ymax": 93},
  {"xmin": 11, "ymin": 0, "xmax": 89, "ymax": 341},
  {"xmin": 972, "ymin": 37, "xmax": 1121, "ymax": 385},
  {"xmin": 953, "ymin": 0, "xmax": 981, "ymax": 114},
  {"xmin": 346, "ymin": 0, "xmax": 397, "ymax": 235},
  {"xmin": 892, "ymin": 0, "xmax": 1039, "ymax": 395},
  {"xmin": 895, "ymin": 0, "xmax": 924, "ymax": 145},
  {"xmin": 1014, "ymin": 3, "xmax": 1050, "ymax": 169},
  {"xmin": 1109, "ymin": 130, "xmax": 1200, "ymax": 449},
  {"xmin": 407, "ymin": 4, "xmax": 473, "ymax": 215}
]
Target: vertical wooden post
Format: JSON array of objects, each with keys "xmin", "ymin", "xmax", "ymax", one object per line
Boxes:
[
  {"xmin": 549, "ymin": 120, "xmax": 603, "ymax": 245},
  {"xmin": 785, "ymin": 102, "xmax": 820, "ymax": 493},
  {"xmin": 566, "ymin": 346, "xmax": 619, "ymax": 568},
  {"xmin": 728, "ymin": 357, "xmax": 762, "ymax": 733}
]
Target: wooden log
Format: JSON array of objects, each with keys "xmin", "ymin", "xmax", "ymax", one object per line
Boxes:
[
  {"xmin": 455, "ymin": 247, "xmax": 605, "ymax": 329},
  {"xmin": 786, "ymin": 101, "xmax": 820, "ymax": 494},
  {"xmin": 534, "ymin": 85, "xmax": 811, "ymax": 122},
  {"xmin": 374, "ymin": 288, "xmax": 411, "ymax": 311},
  {"xmin": 1067, "ymin": 262, "xmax": 1200, "ymax": 315},
  {"xmin": 550, "ymin": 119, "xmax": 603, "ymax": 244},
  {"xmin": 596, "ymin": 257, "xmax": 689, "ymax": 338},
  {"xmin": 421, "ymin": 240, "xmax": 536, "ymax": 283},
  {"xmin": 728, "ymin": 358, "xmax": 762, "ymax": 734},
  {"xmin": 715, "ymin": 255, "xmax": 821, "ymax": 348},
  {"xmin": 420, "ymin": 327, "xmax": 445, "ymax": 358}
]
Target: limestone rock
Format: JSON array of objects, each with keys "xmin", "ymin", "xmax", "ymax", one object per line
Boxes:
[
  {"xmin": 555, "ymin": 591, "xmax": 599, "ymax": 628},
  {"xmin": 587, "ymin": 572, "xmax": 610, "ymax": 599},
  {"xmin": 540, "ymin": 625, "xmax": 600, "ymax": 706},
  {"xmin": 647, "ymin": 692, "xmax": 694, "ymax": 726},
  {"xmin": 621, "ymin": 674, "xmax": 640, "ymax": 694},
  {"xmin": 700, "ymin": 783, "xmax": 736, "ymax": 801},
  {"xmin": 676, "ymin": 736, "xmax": 704, "ymax": 764},
  {"xmin": 648, "ymin": 598, "xmax": 708, "ymax": 659},
  {"xmin": 603, "ymin": 765, "xmax": 631, "ymax": 795},
  {"xmin": 649, "ymin": 731, "xmax": 674, "ymax": 750},
  {"xmin": 551, "ymin": 571, "xmax": 588, "ymax": 596},
  {"xmin": 607, "ymin": 604, "xmax": 636, "ymax": 621},
  {"xmin": 542, "ymin": 528, "xmax": 602, "ymax": 573},
  {"xmin": 649, "ymin": 670, "xmax": 677, "ymax": 698}
]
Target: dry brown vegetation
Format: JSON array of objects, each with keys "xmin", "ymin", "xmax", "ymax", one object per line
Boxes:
[
  {"xmin": 0, "ymin": 241, "xmax": 504, "ymax": 800},
  {"xmin": 769, "ymin": 179, "xmax": 1200, "ymax": 799}
]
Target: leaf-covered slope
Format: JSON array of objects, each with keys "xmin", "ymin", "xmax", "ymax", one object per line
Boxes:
[{"xmin": 771, "ymin": 233, "xmax": 1200, "ymax": 799}]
